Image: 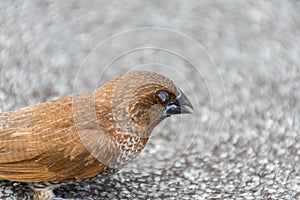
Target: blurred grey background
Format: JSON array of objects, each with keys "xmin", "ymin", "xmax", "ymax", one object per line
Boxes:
[{"xmin": 0, "ymin": 1, "xmax": 299, "ymax": 199}]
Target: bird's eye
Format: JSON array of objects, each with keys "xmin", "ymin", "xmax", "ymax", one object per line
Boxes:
[{"xmin": 157, "ymin": 91, "xmax": 170, "ymax": 103}]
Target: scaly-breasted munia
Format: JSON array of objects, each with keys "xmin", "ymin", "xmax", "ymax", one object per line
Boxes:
[{"xmin": 0, "ymin": 71, "xmax": 193, "ymax": 200}]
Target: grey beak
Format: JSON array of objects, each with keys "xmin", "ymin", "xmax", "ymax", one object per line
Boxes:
[{"xmin": 163, "ymin": 88, "xmax": 194, "ymax": 117}]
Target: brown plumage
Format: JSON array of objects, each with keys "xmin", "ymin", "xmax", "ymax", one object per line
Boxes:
[{"xmin": 0, "ymin": 71, "xmax": 193, "ymax": 199}]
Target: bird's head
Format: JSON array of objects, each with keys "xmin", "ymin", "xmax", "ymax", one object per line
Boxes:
[{"xmin": 101, "ymin": 71, "xmax": 194, "ymax": 138}]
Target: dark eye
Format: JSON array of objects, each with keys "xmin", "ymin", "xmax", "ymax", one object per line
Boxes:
[{"xmin": 157, "ymin": 91, "xmax": 170, "ymax": 103}]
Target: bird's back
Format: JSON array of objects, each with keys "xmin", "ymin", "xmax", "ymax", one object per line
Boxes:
[{"xmin": 0, "ymin": 96, "xmax": 108, "ymax": 182}]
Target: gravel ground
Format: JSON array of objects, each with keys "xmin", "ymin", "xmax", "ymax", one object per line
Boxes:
[{"xmin": 0, "ymin": 0, "xmax": 299, "ymax": 199}]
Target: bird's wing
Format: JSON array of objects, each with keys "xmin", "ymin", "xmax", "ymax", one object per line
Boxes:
[{"xmin": 0, "ymin": 128, "xmax": 119, "ymax": 182}]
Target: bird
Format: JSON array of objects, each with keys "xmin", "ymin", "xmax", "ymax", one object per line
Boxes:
[{"xmin": 0, "ymin": 70, "xmax": 194, "ymax": 200}]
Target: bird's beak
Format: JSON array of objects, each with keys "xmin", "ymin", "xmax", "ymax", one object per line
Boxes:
[{"xmin": 163, "ymin": 88, "xmax": 194, "ymax": 117}]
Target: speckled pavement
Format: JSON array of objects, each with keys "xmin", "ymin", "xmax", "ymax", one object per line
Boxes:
[{"xmin": 0, "ymin": 1, "xmax": 299, "ymax": 199}]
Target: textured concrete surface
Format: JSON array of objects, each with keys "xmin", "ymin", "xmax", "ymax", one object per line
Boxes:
[{"xmin": 0, "ymin": 0, "xmax": 299, "ymax": 199}]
